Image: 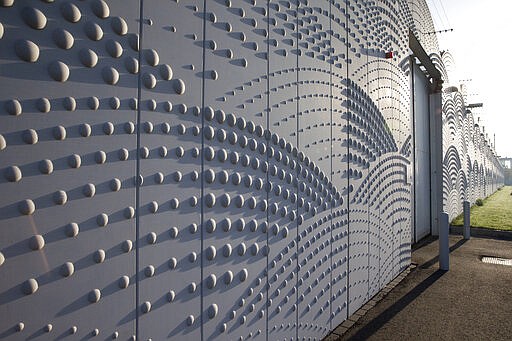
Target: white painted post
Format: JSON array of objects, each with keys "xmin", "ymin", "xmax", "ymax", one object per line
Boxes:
[
  {"xmin": 439, "ymin": 212, "xmax": 449, "ymax": 271},
  {"xmin": 463, "ymin": 200, "xmax": 470, "ymax": 240}
]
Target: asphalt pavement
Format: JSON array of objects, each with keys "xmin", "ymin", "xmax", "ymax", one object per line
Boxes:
[{"xmin": 325, "ymin": 234, "xmax": 512, "ymax": 341}]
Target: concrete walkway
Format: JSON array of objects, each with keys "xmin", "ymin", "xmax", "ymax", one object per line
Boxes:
[{"xmin": 326, "ymin": 235, "xmax": 512, "ymax": 341}]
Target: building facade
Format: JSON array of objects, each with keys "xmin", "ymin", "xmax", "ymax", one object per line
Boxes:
[{"xmin": 0, "ymin": 0, "xmax": 503, "ymax": 340}]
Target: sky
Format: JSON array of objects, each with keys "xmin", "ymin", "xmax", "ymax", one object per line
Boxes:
[{"xmin": 426, "ymin": 0, "xmax": 512, "ymax": 157}]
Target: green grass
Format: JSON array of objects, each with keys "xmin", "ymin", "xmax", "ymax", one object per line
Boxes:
[{"xmin": 451, "ymin": 186, "xmax": 512, "ymax": 230}]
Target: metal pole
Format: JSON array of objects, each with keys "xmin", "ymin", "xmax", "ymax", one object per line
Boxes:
[
  {"xmin": 463, "ymin": 200, "xmax": 470, "ymax": 240},
  {"xmin": 439, "ymin": 212, "xmax": 449, "ymax": 271}
]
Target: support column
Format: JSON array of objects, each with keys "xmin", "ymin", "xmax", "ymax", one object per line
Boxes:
[
  {"xmin": 463, "ymin": 200, "xmax": 471, "ymax": 240},
  {"xmin": 430, "ymin": 90, "xmax": 443, "ymax": 236}
]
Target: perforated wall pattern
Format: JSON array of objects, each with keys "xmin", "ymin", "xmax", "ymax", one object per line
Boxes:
[{"xmin": 0, "ymin": 1, "xmax": 499, "ymax": 340}]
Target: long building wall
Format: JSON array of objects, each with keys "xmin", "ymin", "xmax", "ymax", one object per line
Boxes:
[
  {"xmin": 441, "ymin": 56, "xmax": 504, "ymax": 221},
  {"xmin": 0, "ymin": 1, "xmax": 496, "ymax": 340}
]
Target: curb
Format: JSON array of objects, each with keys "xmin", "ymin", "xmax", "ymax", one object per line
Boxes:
[{"xmin": 449, "ymin": 226, "xmax": 512, "ymax": 241}]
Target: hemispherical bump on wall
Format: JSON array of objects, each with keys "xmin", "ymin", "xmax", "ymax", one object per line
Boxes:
[
  {"xmin": 170, "ymin": 198, "xmax": 180, "ymax": 210},
  {"xmin": 251, "ymin": 243, "xmax": 259, "ymax": 256},
  {"xmin": 0, "ymin": 134, "xmax": 6, "ymax": 150},
  {"xmin": 124, "ymin": 206, "xmax": 134, "ymax": 219},
  {"xmin": 167, "ymin": 290, "xmax": 175, "ymax": 302},
  {"xmin": 188, "ymin": 252, "xmax": 197, "ymax": 263},
  {"xmin": 70, "ymin": 326, "xmax": 78, "ymax": 334},
  {"xmin": 173, "ymin": 79, "xmax": 186, "ymax": 95},
  {"xmin": 82, "ymin": 183, "xmax": 95, "ymax": 198},
  {"xmin": 36, "ymin": 97, "xmax": 51, "ymax": 113},
  {"xmin": 234, "ymin": 195, "xmax": 244, "ymax": 208},
  {"xmin": 111, "ymin": 17, "xmax": 128, "ymax": 36},
  {"xmin": 118, "ymin": 275, "xmax": 129, "ymax": 289},
  {"xmin": 143, "ymin": 73, "xmax": 157, "ymax": 89},
  {"xmin": 22, "ymin": 278, "xmax": 38, "ymax": 295},
  {"xmin": 124, "ymin": 56, "xmax": 139, "ymax": 74},
  {"xmin": 60, "ymin": 2, "xmax": 81, "ymax": 22},
  {"xmin": 5, "ymin": 99, "xmax": 22, "ymax": 116},
  {"xmin": 29, "ymin": 234, "xmax": 45, "ymax": 250},
  {"xmin": 85, "ymin": 21, "xmax": 103, "ymax": 41},
  {"xmin": 205, "ymin": 193, "xmax": 216, "ymax": 208},
  {"xmin": 121, "ymin": 239, "xmax": 132, "ymax": 253},
  {"xmin": 92, "ymin": 329, "xmax": 99, "ymax": 336},
  {"xmin": 140, "ymin": 301, "xmax": 152, "ymax": 314},
  {"xmin": 169, "ymin": 226, "xmax": 179, "ymax": 239},
  {"xmin": 48, "ymin": 60, "xmax": 70, "ymax": 82},
  {"xmin": 0, "ymin": 22, "xmax": 3, "ymax": 39},
  {"xmin": 68, "ymin": 154, "xmax": 81, "ymax": 168},
  {"xmin": 191, "ymin": 127, "xmax": 200, "ymax": 138},
  {"xmin": 154, "ymin": 172, "xmax": 164, "ymax": 184},
  {"xmin": 223, "ymin": 243, "xmax": 233, "ymax": 258},
  {"xmin": 144, "ymin": 49, "xmax": 159, "ymax": 66},
  {"xmin": 189, "ymin": 196, "xmax": 198, "ymax": 207},
  {"xmin": 20, "ymin": 129, "xmax": 38, "ymax": 147},
  {"xmin": 14, "ymin": 39, "xmax": 39, "ymax": 62},
  {"xmin": 91, "ymin": 0, "xmax": 110, "ymax": 18},
  {"xmin": 52, "ymin": 125, "xmax": 66, "ymax": 140},
  {"xmin": 168, "ymin": 257, "xmax": 177, "ymax": 270},
  {"xmin": 205, "ymin": 245, "xmax": 216, "ymax": 261},
  {"xmin": 145, "ymin": 99, "xmax": 156, "ymax": 111},
  {"xmin": 237, "ymin": 242, "xmax": 247, "ymax": 257},
  {"xmin": 204, "ymin": 126, "xmax": 215, "ymax": 140},
  {"xmin": 175, "ymin": 146, "xmax": 185, "ymax": 158},
  {"xmin": 239, "ymin": 268, "xmax": 248, "ymax": 282},
  {"xmin": 88, "ymin": 289, "xmax": 101, "ymax": 303},
  {"xmin": 124, "ymin": 121, "xmax": 135, "ymax": 134},
  {"xmin": 16, "ymin": 322, "xmax": 24, "ymax": 332},
  {"xmin": 224, "ymin": 270, "xmax": 233, "ymax": 284},
  {"xmin": 0, "ymin": 0, "xmax": 12, "ymax": 7},
  {"xmin": 204, "ymin": 146, "xmax": 215, "ymax": 161},
  {"xmin": 65, "ymin": 222, "xmax": 79, "ymax": 237},
  {"xmin": 116, "ymin": 148, "xmax": 128, "ymax": 161},
  {"xmin": 19, "ymin": 199, "xmax": 35, "ymax": 215},
  {"xmin": 208, "ymin": 303, "xmax": 218, "ymax": 319},
  {"xmin": 60, "ymin": 261, "xmax": 74, "ymax": 277},
  {"xmin": 22, "ymin": 7, "xmax": 47, "ymax": 30},
  {"xmin": 103, "ymin": 121, "xmax": 115, "ymax": 135},
  {"xmin": 52, "ymin": 28, "xmax": 74, "ymax": 49},
  {"xmin": 79, "ymin": 48, "xmax": 98, "ymax": 68},
  {"xmin": 102, "ymin": 66, "xmax": 119, "ymax": 85},
  {"xmin": 54, "ymin": 189, "xmax": 68, "ymax": 205},
  {"xmin": 220, "ymin": 323, "xmax": 227, "ymax": 333},
  {"xmin": 0, "ymin": 252, "xmax": 4, "ymax": 267},
  {"xmin": 188, "ymin": 281, "xmax": 197, "ymax": 293},
  {"xmin": 97, "ymin": 213, "xmax": 108, "ymax": 227},
  {"xmin": 147, "ymin": 231, "xmax": 157, "ymax": 244},
  {"xmin": 206, "ymin": 274, "xmax": 217, "ymax": 289},
  {"xmin": 93, "ymin": 249, "xmax": 105, "ymax": 263},
  {"xmin": 186, "ymin": 315, "xmax": 194, "ymax": 326},
  {"xmin": 63, "ymin": 96, "xmax": 76, "ymax": 111},
  {"xmin": 105, "ymin": 39, "xmax": 123, "ymax": 58},
  {"xmin": 86, "ymin": 97, "xmax": 99, "ymax": 111},
  {"xmin": 4, "ymin": 165, "xmax": 22, "ymax": 182},
  {"xmin": 160, "ymin": 64, "xmax": 173, "ymax": 80}
]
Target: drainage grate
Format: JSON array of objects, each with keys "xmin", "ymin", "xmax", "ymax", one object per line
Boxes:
[{"xmin": 481, "ymin": 256, "xmax": 512, "ymax": 266}]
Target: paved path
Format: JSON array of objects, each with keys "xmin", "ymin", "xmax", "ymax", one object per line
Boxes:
[{"xmin": 327, "ymin": 235, "xmax": 512, "ymax": 341}]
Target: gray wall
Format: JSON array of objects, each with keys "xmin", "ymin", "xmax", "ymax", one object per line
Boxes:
[
  {"xmin": 440, "ymin": 52, "xmax": 504, "ymax": 221},
  {"xmin": 0, "ymin": 0, "xmax": 458, "ymax": 340}
]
